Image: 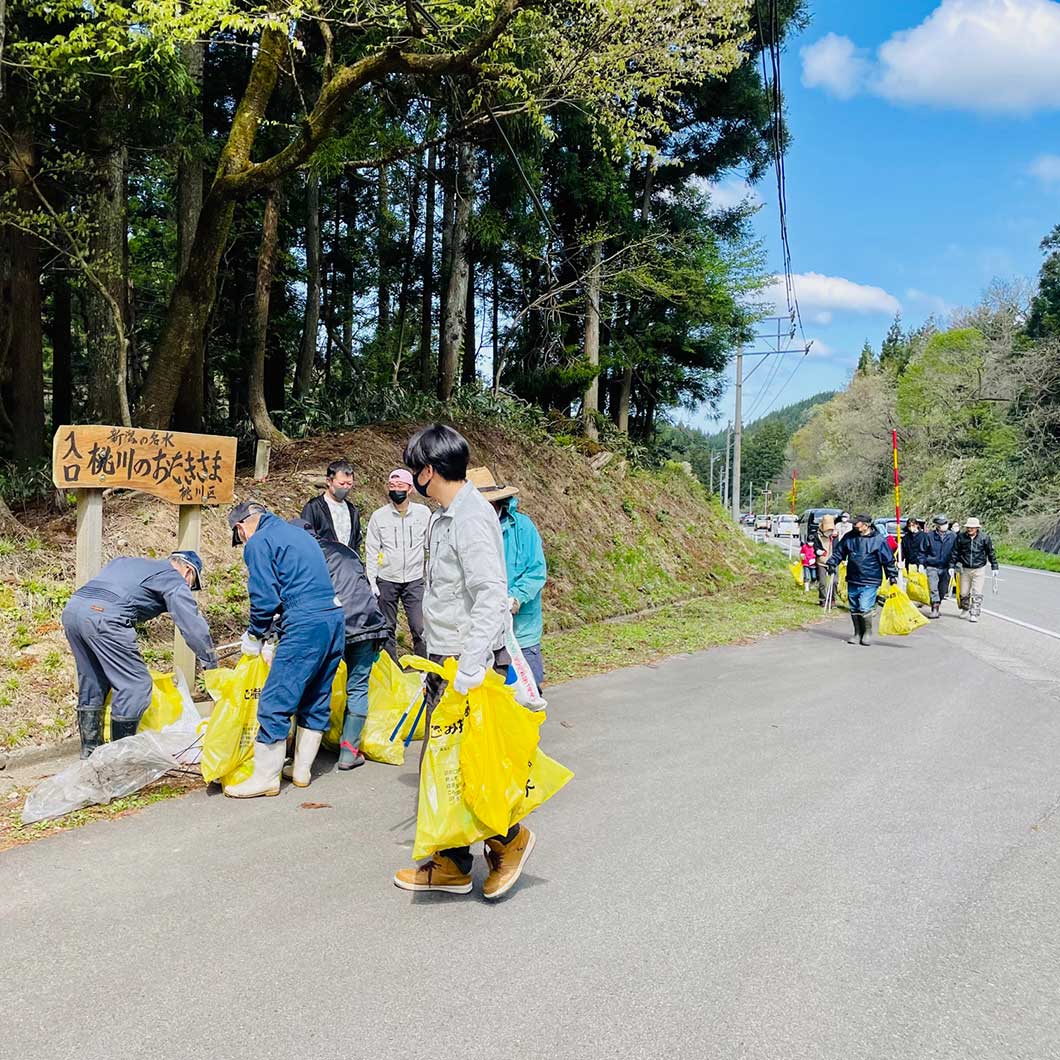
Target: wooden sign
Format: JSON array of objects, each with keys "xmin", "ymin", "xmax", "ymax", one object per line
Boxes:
[{"xmin": 52, "ymin": 425, "xmax": 237, "ymax": 505}]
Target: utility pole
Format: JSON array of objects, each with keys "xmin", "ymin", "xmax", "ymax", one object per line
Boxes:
[
  {"xmin": 763, "ymin": 489, "xmax": 773, "ymax": 517},
  {"xmin": 709, "ymin": 450, "xmax": 720, "ymax": 495},
  {"xmin": 722, "ymin": 423, "xmax": 731, "ymax": 511},
  {"xmin": 748, "ymin": 479, "xmax": 754, "ymax": 515},
  {"xmin": 731, "ymin": 346, "xmax": 743, "ymax": 522}
]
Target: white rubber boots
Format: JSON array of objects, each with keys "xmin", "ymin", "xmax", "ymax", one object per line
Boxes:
[
  {"xmin": 282, "ymin": 727, "xmax": 324, "ymax": 787},
  {"xmin": 224, "ymin": 741, "xmax": 285, "ymax": 798}
]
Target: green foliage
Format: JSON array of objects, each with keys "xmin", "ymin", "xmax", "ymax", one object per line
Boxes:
[{"xmin": 996, "ymin": 545, "xmax": 1060, "ymax": 573}]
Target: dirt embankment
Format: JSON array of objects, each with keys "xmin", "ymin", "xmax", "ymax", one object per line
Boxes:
[{"xmin": 0, "ymin": 422, "xmax": 756, "ymax": 750}]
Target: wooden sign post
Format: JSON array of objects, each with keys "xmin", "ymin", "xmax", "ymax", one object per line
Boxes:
[{"xmin": 52, "ymin": 425, "xmax": 237, "ymax": 690}]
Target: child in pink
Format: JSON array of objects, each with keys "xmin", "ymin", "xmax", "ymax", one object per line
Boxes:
[{"xmin": 800, "ymin": 542, "xmax": 816, "ymax": 585}]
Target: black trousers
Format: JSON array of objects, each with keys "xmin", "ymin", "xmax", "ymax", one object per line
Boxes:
[
  {"xmin": 419, "ymin": 650, "xmax": 517, "ymax": 873},
  {"xmin": 377, "ymin": 578, "xmax": 426, "ymax": 661}
]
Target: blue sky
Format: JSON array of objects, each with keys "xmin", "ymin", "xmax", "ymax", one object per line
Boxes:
[{"xmin": 692, "ymin": 0, "xmax": 1060, "ymax": 431}]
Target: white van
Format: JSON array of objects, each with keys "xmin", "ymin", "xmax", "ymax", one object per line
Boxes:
[{"xmin": 772, "ymin": 514, "xmax": 799, "ymax": 538}]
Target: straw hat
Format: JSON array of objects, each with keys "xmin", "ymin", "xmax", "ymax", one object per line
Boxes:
[
  {"xmin": 467, "ymin": 466, "xmax": 519, "ymax": 502},
  {"xmin": 818, "ymin": 515, "xmax": 836, "ymax": 532}
]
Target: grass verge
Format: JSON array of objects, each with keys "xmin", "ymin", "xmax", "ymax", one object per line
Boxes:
[
  {"xmin": 543, "ymin": 571, "xmax": 821, "ymax": 684},
  {"xmin": 997, "ymin": 545, "xmax": 1060, "ymax": 573},
  {"xmin": 1, "ymin": 772, "xmax": 201, "ymax": 853}
]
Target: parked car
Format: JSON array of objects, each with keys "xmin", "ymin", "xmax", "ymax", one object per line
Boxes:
[
  {"xmin": 754, "ymin": 514, "xmax": 772, "ymax": 532},
  {"xmin": 772, "ymin": 513, "xmax": 800, "ymax": 538},
  {"xmin": 798, "ymin": 507, "xmax": 842, "ymax": 544}
]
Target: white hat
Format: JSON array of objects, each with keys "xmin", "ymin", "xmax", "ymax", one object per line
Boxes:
[{"xmin": 965, "ymin": 517, "xmax": 981, "ymax": 529}]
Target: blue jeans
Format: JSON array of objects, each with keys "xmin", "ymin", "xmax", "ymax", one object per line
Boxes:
[
  {"xmin": 342, "ymin": 639, "xmax": 379, "ymax": 747},
  {"xmin": 516, "ymin": 643, "xmax": 545, "ymax": 688},
  {"xmin": 847, "ymin": 583, "xmax": 880, "ymax": 615}
]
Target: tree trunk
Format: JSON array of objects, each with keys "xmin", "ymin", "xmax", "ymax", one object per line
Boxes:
[
  {"xmin": 438, "ymin": 141, "xmax": 474, "ymax": 401},
  {"xmin": 50, "ymin": 271, "xmax": 73, "ymax": 430},
  {"xmin": 295, "ymin": 170, "xmax": 321, "ymax": 398},
  {"xmin": 461, "ymin": 254, "xmax": 476, "ymax": 385},
  {"xmin": 248, "ymin": 186, "xmax": 288, "ymax": 444},
  {"xmin": 438, "ymin": 144, "xmax": 454, "ymax": 354},
  {"xmin": 85, "ymin": 87, "xmax": 131, "ymax": 427},
  {"xmin": 172, "ymin": 40, "xmax": 206, "ymax": 430},
  {"xmin": 419, "ymin": 144, "xmax": 436, "ymax": 390},
  {"xmin": 136, "ymin": 27, "xmax": 286, "ymax": 428},
  {"xmin": 492, "ymin": 259, "xmax": 502, "ymax": 394},
  {"xmin": 392, "ymin": 159, "xmax": 422, "ymax": 385},
  {"xmin": 2, "ymin": 129, "xmax": 45, "ymax": 461},
  {"xmin": 377, "ymin": 164, "xmax": 390, "ymax": 339},
  {"xmin": 582, "ymin": 240, "xmax": 602, "ymax": 440},
  {"xmin": 617, "ymin": 363, "xmax": 633, "ymax": 434}
]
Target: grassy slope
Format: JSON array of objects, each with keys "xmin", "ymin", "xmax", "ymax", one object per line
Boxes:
[
  {"xmin": 0, "ymin": 422, "xmax": 804, "ymax": 749},
  {"xmin": 996, "ymin": 545, "xmax": 1060, "ymax": 573}
]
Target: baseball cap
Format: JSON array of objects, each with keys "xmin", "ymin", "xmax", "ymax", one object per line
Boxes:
[
  {"xmin": 389, "ymin": 468, "xmax": 414, "ymax": 488},
  {"xmin": 227, "ymin": 500, "xmax": 268, "ymax": 546},
  {"xmin": 170, "ymin": 550, "xmax": 204, "ymax": 590}
]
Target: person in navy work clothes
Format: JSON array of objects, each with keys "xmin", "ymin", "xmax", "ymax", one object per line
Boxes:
[
  {"xmin": 61, "ymin": 551, "xmax": 217, "ymax": 758},
  {"xmin": 225, "ymin": 500, "xmax": 345, "ymax": 798}
]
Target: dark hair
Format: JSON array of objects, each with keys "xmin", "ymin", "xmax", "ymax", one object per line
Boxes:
[
  {"xmin": 326, "ymin": 459, "xmax": 354, "ymax": 479},
  {"xmin": 403, "ymin": 424, "xmax": 470, "ymax": 481}
]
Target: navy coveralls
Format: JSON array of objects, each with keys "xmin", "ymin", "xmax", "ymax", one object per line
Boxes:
[
  {"xmin": 244, "ymin": 512, "xmax": 345, "ymax": 744},
  {"xmin": 61, "ymin": 558, "xmax": 217, "ymax": 721}
]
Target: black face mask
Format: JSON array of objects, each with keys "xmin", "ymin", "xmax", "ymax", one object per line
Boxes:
[
  {"xmin": 388, "ymin": 490, "xmax": 408, "ymax": 504},
  {"xmin": 413, "ymin": 470, "xmax": 430, "ymax": 498}
]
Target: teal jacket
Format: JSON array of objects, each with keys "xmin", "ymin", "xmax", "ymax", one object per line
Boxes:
[{"xmin": 499, "ymin": 498, "xmax": 547, "ymax": 648}]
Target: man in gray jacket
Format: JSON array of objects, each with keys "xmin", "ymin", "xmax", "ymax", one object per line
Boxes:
[
  {"xmin": 365, "ymin": 468, "xmax": 430, "ymax": 660},
  {"xmin": 61, "ymin": 552, "xmax": 217, "ymax": 757},
  {"xmin": 393, "ymin": 424, "xmax": 536, "ymax": 901}
]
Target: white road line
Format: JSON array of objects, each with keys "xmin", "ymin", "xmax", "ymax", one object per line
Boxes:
[
  {"xmin": 1000, "ymin": 564, "xmax": 1060, "ymax": 581},
  {"xmin": 981, "ymin": 609, "xmax": 1060, "ymax": 642}
]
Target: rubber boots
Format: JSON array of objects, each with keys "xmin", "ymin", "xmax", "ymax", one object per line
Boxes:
[
  {"xmin": 77, "ymin": 708, "xmax": 104, "ymax": 759},
  {"xmin": 224, "ymin": 740, "xmax": 285, "ymax": 798},
  {"xmin": 110, "ymin": 716, "xmax": 139, "ymax": 742},
  {"xmin": 847, "ymin": 614, "xmax": 862, "ymax": 644},
  {"xmin": 287, "ymin": 727, "xmax": 324, "ymax": 788},
  {"xmin": 860, "ymin": 614, "xmax": 873, "ymax": 646},
  {"xmin": 337, "ymin": 711, "xmax": 367, "ymax": 771}
]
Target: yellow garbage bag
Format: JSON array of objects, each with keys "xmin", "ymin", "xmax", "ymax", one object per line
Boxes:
[
  {"xmin": 460, "ymin": 670, "xmax": 544, "ymax": 837},
  {"xmin": 103, "ymin": 670, "xmax": 185, "ymax": 741},
  {"xmin": 511, "ymin": 748, "xmax": 575, "ymax": 828},
  {"xmin": 879, "ymin": 585, "xmax": 930, "ymax": 636},
  {"xmin": 359, "ymin": 652, "xmax": 426, "ymax": 765},
  {"xmin": 788, "ymin": 561, "xmax": 804, "ymax": 586},
  {"xmin": 321, "ymin": 660, "xmax": 349, "ymax": 751},
  {"xmin": 835, "ymin": 561, "xmax": 848, "ymax": 604},
  {"xmin": 906, "ymin": 568, "xmax": 930, "ymax": 605},
  {"xmin": 200, "ymin": 654, "xmax": 270, "ymax": 787},
  {"xmin": 413, "ymin": 683, "xmax": 492, "ymax": 860}
]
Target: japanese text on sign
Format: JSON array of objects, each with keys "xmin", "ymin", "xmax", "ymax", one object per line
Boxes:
[{"xmin": 52, "ymin": 425, "xmax": 237, "ymax": 505}]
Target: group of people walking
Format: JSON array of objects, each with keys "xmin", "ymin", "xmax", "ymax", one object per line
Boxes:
[
  {"xmin": 61, "ymin": 425, "xmax": 549, "ymax": 900},
  {"xmin": 805, "ymin": 511, "xmax": 1000, "ymax": 645}
]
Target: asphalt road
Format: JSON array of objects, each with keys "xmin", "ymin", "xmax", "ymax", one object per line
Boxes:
[{"xmin": 6, "ymin": 585, "xmax": 1060, "ymax": 1059}]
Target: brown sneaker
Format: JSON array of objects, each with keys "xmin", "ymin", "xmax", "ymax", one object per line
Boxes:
[
  {"xmin": 393, "ymin": 855, "xmax": 472, "ymax": 894},
  {"xmin": 483, "ymin": 826, "xmax": 537, "ymax": 901}
]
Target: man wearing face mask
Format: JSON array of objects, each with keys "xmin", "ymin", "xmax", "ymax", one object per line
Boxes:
[
  {"xmin": 393, "ymin": 424, "xmax": 537, "ymax": 901},
  {"xmin": 365, "ymin": 469, "xmax": 430, "ymax": 661},
  {"xmin": 300, "ymin": 459, "xmax": 362, "ymax": 551}
]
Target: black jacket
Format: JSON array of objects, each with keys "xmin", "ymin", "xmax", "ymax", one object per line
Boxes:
[
  {"xmin": 316, "ymin": 538, "xmax": 388, "ymax": 644},
  {"xmin": 953, "ymin": 531, "xmax": 998, "ymax": 570},
  {"xmin": 301, "ymin": 493, "xmax": 362, "ymax": 552},
  {"xmin": 903, "ymin": 529, "xmax": 923, "ymax": 565},
  {"xmin": 827, "ymin": 526, "xmax": 899, "ymax": 587},
  {"xmin": 919, "ymin": 529, "xmax": 956, "ymax": 568}
]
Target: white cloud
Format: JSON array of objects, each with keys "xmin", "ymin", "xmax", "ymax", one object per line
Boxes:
[
  {"xmin": 1030, "ymin": 153, "xmax": 1060, "ymax": 185},
  {"xmin": 764, "ymin": 272, "xmax": 901, "ymax": 318},
  {"xmin": 801, "ymin": 1, "xmax": 1060, "ymax": 115},
  {"xmin": 698, "ymin": 177, "xmax": 763, "ymax": 211},
  {"xmin": 905, "ymin": 288, "xmax": 955, "ymax": 317},
  {"xmin": 800, "ymin": 33, "xmax": 870, "ymax": 99},
  {"xmin": 805, "ymin": 338, "xmax": 835, "ymax": 358}
]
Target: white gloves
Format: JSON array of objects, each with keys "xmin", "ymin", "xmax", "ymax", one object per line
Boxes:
[
  {"xmin": 241, "ymin": 631, "xmax": 262, "ymax": 657},
  {"xmin": 452, "ymin": 666, "xmax": 486, "ymax": 695},
  {"xmin": 371, "ymin": 585, "xmax": 380, "ymax": 597},
  {"xmin": 509, "ymin": 596, "xmax": 521, "ymax": 615},
  {"xmin": 262, "ymin": 639, "xmax": 276, "ymax": 665},
  {"xmin": 918, "ymin": 564, "xmax": 925, "ymax": 573}
]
